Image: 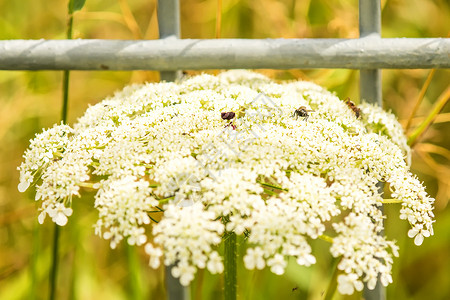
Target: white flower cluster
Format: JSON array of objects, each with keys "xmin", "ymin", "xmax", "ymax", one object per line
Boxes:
[
  {"xmin": 150, "ymin": 202, "xmax": 224, "ymax": 285},
  {"xmin": 18, "ymin": 123, "xmax": 73, "ymax": 193},
  {"xmin": 331, "ymin": 213, "xmax": 398, "ymax": 295},
  {"xmin": 18, "ymin": 70, "xmax": 435, "ymax": 293},
  {"xmin": 94, "ymin": 175, "xmax": 158, "ymax": 248},
  {"xmin": 243, "ymin": 173, "xmax": 338, "ymax": 275}
]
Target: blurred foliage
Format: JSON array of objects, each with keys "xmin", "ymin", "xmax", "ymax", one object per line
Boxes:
[{"xmin": 0, "ymin": 0, "xmax": 449, "ymax": 299}]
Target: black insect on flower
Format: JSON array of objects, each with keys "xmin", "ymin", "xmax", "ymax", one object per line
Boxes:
[
  {"xmin": 221, "ymin": 112, "xmax": 236, "ymax": 130},
  {"xmin": 221, "ymin": 112, "xmax": 236, "ymax": 120},
  {"xmin": 292, "ymin": 106, "xmax": 314, "ymax": 121},
  {"xmin": 344, "ymin": 97, "xmax": 361, "ymax": 119}
]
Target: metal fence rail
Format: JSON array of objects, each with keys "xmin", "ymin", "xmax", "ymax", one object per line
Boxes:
[
  {"xmin": 0, "ymin": 38, "xmax": 449, "ymax": 70},
  {"xmin": 2, "ymin": 0, "xmax": 449, "ymax": 300}
]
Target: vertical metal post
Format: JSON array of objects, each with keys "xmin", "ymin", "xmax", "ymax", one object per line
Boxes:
[
  {"xmin": 359, "ymin": 2, "xmax": 384, "ymax": 300},
  {"xmin": 359, "ymin": 0, "xmax": 382, "ymax": 105},
  {"xmin": 158, "ymin": 0, "xmax": 182, "ymax": 81},
  {"xmin": 157, "ymin": 1, "xmax": 189, "ymax": 299}
]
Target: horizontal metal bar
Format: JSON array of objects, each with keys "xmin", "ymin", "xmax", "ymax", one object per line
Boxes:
[{"xmin": 0, "ymin": 38, "xmax": 448, "ymax": 70}]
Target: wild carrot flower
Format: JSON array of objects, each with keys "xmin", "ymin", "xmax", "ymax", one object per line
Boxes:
[{"xmin": 18, "ymin": 70, "xmax": 435, "ymax": 294}]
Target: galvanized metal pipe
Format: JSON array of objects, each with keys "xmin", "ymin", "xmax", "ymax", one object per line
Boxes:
[
  {"xmin": 157, "ymin": 0, "xmax": 189, "ymax": 299},
  {"xmin": 0, "ymin": 38, "xmax": 448, "ymax": 70},
  {"xmin": 157, "ymin": 0, "xmax": 180, "ymax": 39},
  {"xmin": 359, "ymin": 0, "xmax": 382, "ymax": 104},
  {"xmin": 360, "ymin": 1, "xmax": 384, "ymax": 300},
  {"xmin": 157, "ymin": 0, "xmax": 182, "ymax": 81}
]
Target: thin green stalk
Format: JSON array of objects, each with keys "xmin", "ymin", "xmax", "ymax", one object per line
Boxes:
[
  {"xmin": 257, "ymin": 180, "xmax": 288, "ymax": 192},
  {"xmin": 61, "ymin": 0, "xmax": 74, "ymax": 124},
  {"xmin": 61, "ymin": 71, "xmax": 70, "ymax": 123},
  {"xmin": 194, "ymin": 268, "xmax": 205, "ymax": 300},
  {"xmin": 381, "ymin": 199, "xmax": 403, "ymax": 204},
  {"xmin": 126, "ymin": 243, "xmax": 143, "ymax": 300},
  {"xmin": 319, "ymin": 234, "xmax": 334, "ymax": 243},
  {"xmin": 324, "ymin": 258, "xmax": 340, "ymax": 300},
  {"xmin": 149, "ymin": 216, "xmax": 159, "ymax": 223},
  {"xmin": 49, "ymin": 225, "xmax": 60, "ymax": 300},
  {"xmin": 66, "ymin": 1, "xmax": 75, "ymax": 39},
  {"xmin": 224, "ymin": 231, "xmax": 237, "ymax": 300},
  {"xmin": 29, "ymin": 220, "xmax": 40, "ymax": 300},
  {"xmin": 49, "ymin": 1, "xmax": 76, "ymax": 299},
  {"xmin": 68, "ymin": 224, "xmax": 79, "ymax": 300}
]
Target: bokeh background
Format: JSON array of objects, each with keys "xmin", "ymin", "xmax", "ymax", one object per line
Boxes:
[{"xmin": 0, "ymin": 0, "xmax": 449, "ymax": 299}]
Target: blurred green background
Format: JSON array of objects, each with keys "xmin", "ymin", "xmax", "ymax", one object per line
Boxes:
[{"xmin": 0, "ymin": 0, "xmax": 449, "ymax": 299}]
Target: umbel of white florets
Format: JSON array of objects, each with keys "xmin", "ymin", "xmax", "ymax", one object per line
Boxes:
[
  {"xmin": 331, "ymin": 213, "xmax": 398, "ymax": 294},
  {"xmin": 18, "ymin": 70, "xmax": 435, "ymax": 294},
  {"xmin": 148, "ymin": 203, "xmax": 224, "ymax": 285}
]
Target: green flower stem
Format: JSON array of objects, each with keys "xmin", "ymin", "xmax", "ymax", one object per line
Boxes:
[
  {"xmin": 324, "ymin": 258, "xmax": 341, "ymax": 300},
  {"xmin": 69, "ymin": 241, "xmax": 77, "ymax": 300},
  {"xmin": 381, "ymin": 199, "xmax": 403, "ymax": 204},
  {"xmin": 62, "ymin": 0, "xmax": 74, "ymax": 124},
  {"xmin": 61, "ymin": 71, "xmax": 70, "ymax": 123},
  {"xmin": 30, "ymin": 220, "xmax": 40, "ymax": 300},
  {"xmin": 319, "ymin": 234, "xmax": 334, "ymax": 243},
  {"xmin": 77, "ymin": 182, "xmax": 98, "ymax": 188},
  {"xmin": 257, "ymin": 180, "xmax": 287, "ymax": 192},
  {"xmin": 126, "ymin": 243, "xmax": 143, "ymax": 300},
  {"xmin": 261, "ymin": 188, "xmax": 276, "ymax": 196},
  {"xmin": 159, "ymin": 196, "xmax": 173, "ymax": 205},
  {"xmin": 49, "ymin": 225, "xmax": 60, "ymax": 300},
  {"xmin": 49, "ymin": 2, "xmax": 76, "ymax": 299},
  {"xmin": 224, "ymin": 230, "xmax": 237, "ymax": 300},
  {"xmin": 149, "ymin": 216, "xmax": 159, "ymax": 223}
]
